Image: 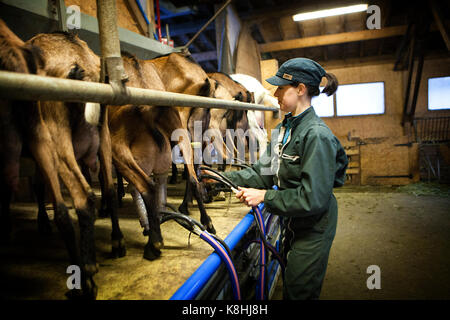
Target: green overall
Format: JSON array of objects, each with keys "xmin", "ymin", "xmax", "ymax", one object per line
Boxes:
[{"xmin": 223, "ymin": 107, "xmax": 348, "ymax": 300}]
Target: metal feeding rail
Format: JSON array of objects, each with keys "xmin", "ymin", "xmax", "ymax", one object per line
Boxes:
[{"xmin": 0, "ymin": 71, "xmax": 277, "ymax": 112}]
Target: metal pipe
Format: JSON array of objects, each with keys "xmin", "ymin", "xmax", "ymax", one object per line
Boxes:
[
  {"xmin": 155, "ymin": 0, "xmax": 162, "ymax": 41},
  {"xmin": 96, "ymin": 0, "xmax": 127, "ymax": 88},
  {"xmin": 401, "ymin": 26, "xmax": 416, "ymax": 126},
  {"xmin": 56, "ymin": 0, "xmax": 68, "ymax": 32},
  {"xmin": 182, "ymin": 0, "xmax": 232, "ymax": 51},
  {"xmin": 0, "ymin": 70, "xmax": 277, "ymax": 111}
]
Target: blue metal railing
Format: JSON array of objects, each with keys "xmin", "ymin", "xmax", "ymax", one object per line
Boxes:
[
  {"xmin": 170, "ymin": 206, "xmax": 259, "ymax": 300},
  {"xmin": 170, "ymin": 192, "xmax": 282, "ymax": 300}
]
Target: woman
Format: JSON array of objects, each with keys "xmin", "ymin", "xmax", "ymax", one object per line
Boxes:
[{"xmin": 209, "ymin": 58, "xmax": 348, "ymax": 299}]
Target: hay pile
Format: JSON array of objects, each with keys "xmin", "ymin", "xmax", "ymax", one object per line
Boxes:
[{"xmin": 397, "ymin": 182, "xmax": 450, "ymax": 197}]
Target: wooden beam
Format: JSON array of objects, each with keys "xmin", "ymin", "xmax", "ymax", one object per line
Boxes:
[
  {"xmin": 320, "ymin": 18, "xmax": 328, "ymax": 61},
  {"xmin": 259, "ymin": 25, "xmax": 408, "ymax": 53},
  {"xmin": 147, "ymin": 0, "xmax": 156, "ymax": 37},
  {"xmin": 429, "ymin": 0, "xmax": 450, "ymax": 51},
  {"xmin": 125, "ymin": 0, "xmax": 149, "ymax": 36}
]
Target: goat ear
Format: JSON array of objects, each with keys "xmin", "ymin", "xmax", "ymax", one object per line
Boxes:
[
  {"xmin": 198, "ymin": 78, "xmax": 212, "ymax": 97},
  {"xmin": 67, "ymin": 63, "xmax": 85, "ymax": 80},
  {"xmin": 234, "ymin": 92, "xmax": 243, "ymax": 102},
  {"xmin": 21, "ymin": 44, "xmax": 45, "ymax": 74},
  {"xmin": 248, "ymin": 91, "xmax": 255, "ymax": 103}
]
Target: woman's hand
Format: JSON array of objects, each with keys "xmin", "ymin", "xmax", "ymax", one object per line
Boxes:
[{"xmin": 235, "ymin": 187, "xmax": 266, "ymax": 207}]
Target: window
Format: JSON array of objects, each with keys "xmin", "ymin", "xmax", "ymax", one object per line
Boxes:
[
  {"xmin": 312, "ymin": 87, "xmax": 334, "ymax": 117},
  {"xmin": 336, "ymin": 82, "xmax": 385, "ymax": 116},
  {"xmin": 428, "ymin": 76, "xmax": 450, "ymax": 110}
]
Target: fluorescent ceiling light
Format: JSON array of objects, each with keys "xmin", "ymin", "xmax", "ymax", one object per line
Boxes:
[{"xmin": 293, "ymin": 4, "xmax": 368, "ymax": 22}]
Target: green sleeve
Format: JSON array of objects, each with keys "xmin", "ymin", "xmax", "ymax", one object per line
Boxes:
[
  {"xmin": 263, "ymin": 126, "xmax": 338, "ymax": 218},
  {"xmin": 222, "ymin": 144, "xmax": 274, "ymax": 189}
]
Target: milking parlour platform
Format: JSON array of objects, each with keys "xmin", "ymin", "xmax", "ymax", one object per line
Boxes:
[{"xmin": 0, "ymin": 170, "xmax": 283, "ymax": 300}]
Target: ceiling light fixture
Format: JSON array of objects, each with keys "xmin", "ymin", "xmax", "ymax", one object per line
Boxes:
[{"xmin": 293, "ymin": 4, "xmax": 368, "ymax": 22}]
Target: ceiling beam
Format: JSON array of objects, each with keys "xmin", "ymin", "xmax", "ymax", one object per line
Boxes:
[
  {"xmin": 259, "ymin": 25, "xmax": 409, "ymax": 53},
  {"xmin": 429, "ymin": 0, "xmax": 450, "ymax": 51},
  {"xmin": 239, "ymin": 0, "xmax": 361, "ymax": 22}
]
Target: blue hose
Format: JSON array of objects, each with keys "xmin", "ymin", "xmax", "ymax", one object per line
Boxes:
[
  {"xmin": 253, "ymin": 204, "xmax": 266, "ymax": 300},
  {"xmin": 199, "ymin": 231, "xmax": 241, "ymax": 300},
  {"xmin": 171, "ymin": 213, "xmax": 253, "ymax": 300},
  {"xmin": 172, "ymin": 168, "xmax": 282, "ymax": 300}
]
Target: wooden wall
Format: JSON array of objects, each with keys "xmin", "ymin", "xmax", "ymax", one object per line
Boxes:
[
  {"xmin": 64, "ymin": 0, "xmax": 145, "ymax": 35},
  {"xmin": 260, "ymin": 59, "xmax": 282, "ymax": 140},
  {"xmin": 322, "ymin": 56, "xmax": 450, "ymax": 185},
  {"xmin": 259, "ymin": 56, "xmax": 450, "ymax": 185}
]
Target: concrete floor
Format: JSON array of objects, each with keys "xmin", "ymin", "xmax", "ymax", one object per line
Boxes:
[
  {"xmin": 321, "ymin": 184, "xmax": 450, "ymax": 300},
  {"xmin": 1, "ymin": 182, "xmax": 449, "ymax": 300}
]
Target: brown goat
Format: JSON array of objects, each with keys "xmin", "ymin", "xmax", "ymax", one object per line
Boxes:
[
  {"xmin": 0, "ymin": 19, "xmax": 48, "ymax": 241},
  {"xmin": 148, "ymin": 53, "xmax": 234, "ymax": 224},
  {"xmin": 208, "ymin": 72, "xmax": 253, "ymax": 163},
  {"xmin": 25, "ymin": 31, "xmax": 108, "ymax": 298},
  {"xmin": 107, "ymin": 53, "xmax": 208, "ymax": 260}
]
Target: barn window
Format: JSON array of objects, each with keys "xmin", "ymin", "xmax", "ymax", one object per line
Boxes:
[
  {"xmin": 312, "ymin": 87, "xmax": 334, "ymax": 117},
  {"xmin": 428, "ymin": 76, "xmax": 450, "ymax": 110},
  {"xmin": 336, "ymin": 82, "xmax": 385, "ymax": 116}
]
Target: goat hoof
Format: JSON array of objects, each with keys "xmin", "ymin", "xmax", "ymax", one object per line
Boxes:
[
  {"xmin": 65, "ymin": 278, "xmax": 97, "ymax": 300},
  {"xmin": 37, "ymin": 220, "xmax": 52, "ymax": 236},
  {"xmin": 111, "ymin": 240, "xmax": 127, "ymax": 258},
  {"xmin": 178, "ymin": 205, "xmax": 190, "ymax": 216},
  {"xmin": 65, "ymin": 289, "xmax": 83, "ymax": 300},
  {"xmin": 84, "ymin": 278, "xmax": 98, "ymax": 300},
  {"xmin": 143, "ymin": 243, "xmax": 161, "ymax": 261},
  {"xmin": 206, "ymin": 222, "xmax": 216, "ymax": 235}
]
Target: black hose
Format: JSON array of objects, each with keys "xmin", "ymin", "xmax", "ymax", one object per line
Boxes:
[
  {"xmin": 230, "ymin": 163, "xmax": 251, "ymax": 169},
  {"xmin": 159, "ymin": 210, "xmax": 234, "ymax": 259},
  {"xmin": 232, "ymin": 157, "xmax": 251, "ymax": 167},
  {"xmin": 199, "ymin": 166, "xmax": 239, "ymax": 190}
]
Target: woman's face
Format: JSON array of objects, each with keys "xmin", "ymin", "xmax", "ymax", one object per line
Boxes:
[{"xmin": 274, "ymin": 85, "xmax": 299, "ymax": 113}]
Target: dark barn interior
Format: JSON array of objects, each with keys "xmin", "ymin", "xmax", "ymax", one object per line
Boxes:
[{"xmin": 0, "ymin": 0, "xmax": 449, "ymax": 301}]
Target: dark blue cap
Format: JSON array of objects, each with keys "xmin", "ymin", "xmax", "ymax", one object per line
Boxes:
[{"xmin": 266, "ymin": 58, "xmax": 326, "ymax": 87}]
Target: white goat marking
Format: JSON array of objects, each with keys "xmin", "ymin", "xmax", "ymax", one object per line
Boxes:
[
  {"xmin": 230, "ymin": 74, "xmax": 280, "ymax": 156},
  {"xmin": 84, "ymin": 102, "xmax": 100, "ymax": 126}
]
